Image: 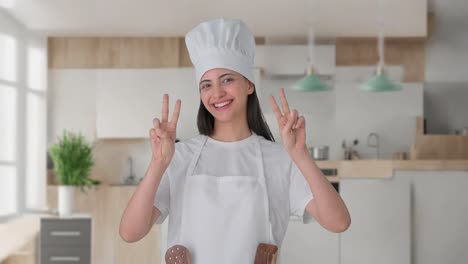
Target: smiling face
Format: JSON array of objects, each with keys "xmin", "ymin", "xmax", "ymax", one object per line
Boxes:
[{"xmin": 199, "ymin": 68, "xmax": 254, "ymax": 124}]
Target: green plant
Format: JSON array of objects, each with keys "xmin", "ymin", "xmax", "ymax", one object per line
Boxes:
[{"xmin": 49, "ymin": 130, "xmax": 100, "ymax": 191}]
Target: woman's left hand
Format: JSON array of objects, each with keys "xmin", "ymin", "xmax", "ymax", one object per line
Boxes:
[{"xmin": 269, "ymin": 88, "xmax": 308, "ymax": 158}]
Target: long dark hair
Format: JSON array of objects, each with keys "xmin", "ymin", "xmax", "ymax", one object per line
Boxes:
[{"xmin": 197, "ymin": 86, "xmax": 275, "ymax": 142}]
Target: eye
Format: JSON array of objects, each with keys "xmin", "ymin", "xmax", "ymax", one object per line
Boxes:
[
  {"xmin": 222, "ymin": 78, "xmax": 234, "ymax": 83},
  {"xmin": 200, "ymin": 83, "xmax": 211, "ymax": 90}
]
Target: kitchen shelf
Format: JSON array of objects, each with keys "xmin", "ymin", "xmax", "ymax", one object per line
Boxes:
[
  {"xmin": 326, "ymin": 176, "xmax": 340, "ymax": 183},
  {"xmin": 411, "ymin": 116, "xmax": 468, "ymax": 159},
  {"xmin": 315, "ymin": 159, "xmax": 468, "ymax": 179}
]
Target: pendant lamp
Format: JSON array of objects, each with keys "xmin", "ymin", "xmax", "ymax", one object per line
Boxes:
[
  {"xmin": 360, "ymin": 0, "xmax": 402, "ymax": 92},
  {"xmin": 293, "ymin": 0, "xmax": 332, "ymax": 92}
]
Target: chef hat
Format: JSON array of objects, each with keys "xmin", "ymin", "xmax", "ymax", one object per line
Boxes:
[{"xmin": 185, "ymin": 18, "xmax": 256, "ymax": 86}]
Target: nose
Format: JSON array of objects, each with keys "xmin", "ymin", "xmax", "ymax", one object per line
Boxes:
[{"xmin": 212, "ymin": 82, "xmax": 226, "ymax": 98}]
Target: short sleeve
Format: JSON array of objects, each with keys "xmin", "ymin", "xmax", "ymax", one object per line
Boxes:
[
  {"xmin": 154, "ymin": 167, "xmax": 171, "ymax": 224},
  {"xmin": 289, "ymin": 161, "xmax": 314, "ymax": 223}
]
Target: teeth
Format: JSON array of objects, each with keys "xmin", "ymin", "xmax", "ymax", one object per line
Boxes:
[{"xmin": 214, "ymin": 100, "xmax": 231, "ymax": 108}]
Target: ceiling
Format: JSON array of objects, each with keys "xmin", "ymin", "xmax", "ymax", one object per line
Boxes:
[{"xmin": 2, "ymin": 0, "xmax": 427, "ymax": 38}]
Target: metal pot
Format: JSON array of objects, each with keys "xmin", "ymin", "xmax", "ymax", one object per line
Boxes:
[
  {"xmin": 308, "ymin": 146, "xmax": 329, "ymax": 160},
  {"xmin": 392, "ymin": 152, "xmax": 408, "ymax": 160},
  {"xmin": 462, "ymin": 127, "xmax": 468, "ymax": 136}
]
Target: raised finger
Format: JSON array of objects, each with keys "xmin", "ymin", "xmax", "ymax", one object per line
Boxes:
[
  {"xmin": 170, "ymin": 99, "xmax": 181, "ymax": 126},
  {"xmin": 162, "ymin": 94, "xmax": 169, "ymax": 123},
  {"xmin": 291, "ymin": 110, "xmax": 300, "ymax": 128},
  {"xmin": 269, "ymin": 95, "xmax": 283, "ymax": 121},
  {"xmin": 153, "ymin": 118, "xmax": 160, "ymax": 129},
  {"xmin": 295, "ymin": 115, "xmax": 305, "ymax": 129},
  {"xmin": 279, "ymin": 88, "xmax": 291, "ymax": 115},
  {"xmin": 291, "ymin": 110, "xmax": 299, "ymax": 127},
  {"xmin": 284, "ymin": 111, "xmax": 296, "ymax": 132}
]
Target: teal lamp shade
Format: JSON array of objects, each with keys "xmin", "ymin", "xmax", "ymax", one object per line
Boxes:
[
  {"xmin": 293, "ymin": 68, "xmax": 332, "ymax": 92},
  {"xmin": 361, "ymin": 66, "xmax": 402, "ymax": 92}
]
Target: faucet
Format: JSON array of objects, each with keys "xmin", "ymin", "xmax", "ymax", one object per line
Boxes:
[
  {"xmin": 129, "ymin": 157, "xmax": 135, "ymax": 176},
  {"xmin": 342, "ymin": 139, "xmax": 360, "ymax": 160},
  {"xmin": 367, "ymin": 132, "xmax": 380, "ymax": 159},
  {"xmin": 124, "ymin": 156, "xmax": 136, "ymax": 184}
]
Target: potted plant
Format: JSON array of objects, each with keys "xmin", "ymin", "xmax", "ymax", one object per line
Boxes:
[{"xmin": 49, "ymin": 130, "xmax": 100, "ymax": 217}]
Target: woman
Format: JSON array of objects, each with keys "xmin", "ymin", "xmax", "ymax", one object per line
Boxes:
[{"xmin": 119, "ymin": 18, "xmax": 351, "ymax": 264}]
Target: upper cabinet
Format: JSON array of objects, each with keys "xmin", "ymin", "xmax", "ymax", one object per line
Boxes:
[
  {"xmin": 96, "ymin": 68, "xmax": 262, "ymax": 139},
  {"xmin": 96, "ymin": 68, "xmax": 198, "ymax": 139}
]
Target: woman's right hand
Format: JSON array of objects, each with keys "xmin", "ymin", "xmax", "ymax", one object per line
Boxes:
[{"xmin": 150, "ymin": 94, "xmax": 181, "ymax": 168}]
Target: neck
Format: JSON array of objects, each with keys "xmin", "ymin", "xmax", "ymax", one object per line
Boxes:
[{"xmin": 210, "ymin": 118, "xmax": 252, "ymax": 142}]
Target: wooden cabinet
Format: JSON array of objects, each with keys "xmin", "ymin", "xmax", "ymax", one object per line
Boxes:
[
  {"xmin": 106, "ymin": 187, "xmax": 161, "ymax": 264},
  {"xmin": 47, "ymin": 186, "xmax": 161, "ymax": 264},
  {"xmin": 40, "ymin": 217, "xmax": 92, "ymax": 264},
  {"xmin": 339, "ymin": 178, "xmax": 411, "ymax": 264}
]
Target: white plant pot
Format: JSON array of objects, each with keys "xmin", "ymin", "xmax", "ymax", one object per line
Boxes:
[{"xmin": 58, "ymin": 185, "xmax": 75, "ymax": 217}]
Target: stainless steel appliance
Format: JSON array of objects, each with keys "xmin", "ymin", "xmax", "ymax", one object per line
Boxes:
[{"xmin": 308, "ymin": 146, "xmax": 329, "ymax": 160}]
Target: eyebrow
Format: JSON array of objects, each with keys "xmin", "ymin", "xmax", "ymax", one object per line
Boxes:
[{"xmin": 199, "ymin": 73, "xmax": 235, "ymax": 86}]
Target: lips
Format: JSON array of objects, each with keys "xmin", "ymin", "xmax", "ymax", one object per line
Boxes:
[{"xmin": 213, "ymin": 100, "xmax": 233, "ymax": 109}]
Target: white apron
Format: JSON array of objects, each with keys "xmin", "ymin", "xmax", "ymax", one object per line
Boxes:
[{"xmin": 177, "ymin": 134, "xmax": 274, "ymax": 263}]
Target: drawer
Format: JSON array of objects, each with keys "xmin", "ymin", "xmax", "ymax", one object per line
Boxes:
[
  {"xmin": 41, "ymin": 219, "xmax": 91, "ymax": 246},
  {"xmin": 41, "ymin": 245, "xmax": 90, "ymax": 264}
]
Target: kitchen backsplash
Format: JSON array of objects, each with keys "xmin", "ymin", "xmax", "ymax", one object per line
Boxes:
[{"xmin": 90, "ymin": 139, "xmax": 152, "ymax": 184}]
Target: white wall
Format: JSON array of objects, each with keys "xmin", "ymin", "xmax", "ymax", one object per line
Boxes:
[
  {"xmin": 48, "ymin": 69, "xmax": 203, "ymax": 184},
  {"xmin": 423, "ymin": 1, "xmax": 468, "ymax": 134},
  {"xmin": 260, "ymin": 66, "xmax": 423, "ymax": 160},
  {"xmin": 426, "ymin": 0, "xmax": 468, "ymax": 82},
  {"xmin": 48, "ymin": 70, "xmax": 153, "ymax": 184},
  {"xmin": 423, "ymin": 82, "xmax": 468, "ymax": 134},
  {"xmin": 48, "ymin": 66, "xmax": 423, "ymax": 184}
]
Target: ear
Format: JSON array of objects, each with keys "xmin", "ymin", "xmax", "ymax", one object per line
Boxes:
[{"xmin": 247, "ymin": 82, "xmax": 255, "ymax": 95}]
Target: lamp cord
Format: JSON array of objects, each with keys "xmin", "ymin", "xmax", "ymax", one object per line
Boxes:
[
  {"xmin": 377, "ymin": 0, "xmax": 385, "ymax": 69},
  {"xmin": 307, "ymin": 0, "xmax": 316, "ymax": 69}
]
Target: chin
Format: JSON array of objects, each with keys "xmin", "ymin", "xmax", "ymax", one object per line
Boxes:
[{"xmin": 212, "ymin": 114, "xmax": 233, "ymax": 123}]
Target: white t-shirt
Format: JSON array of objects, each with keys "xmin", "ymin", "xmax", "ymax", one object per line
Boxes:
[{"xmin": 154, "ymin": 133, "xmax": 314, "ymax": 247}]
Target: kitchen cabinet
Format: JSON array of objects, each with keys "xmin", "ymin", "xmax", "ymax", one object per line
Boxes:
[
  {"xmin": 96, "ymin": 68, "xmax": 198, "ymax": 139},
  {"xmin": 47, "ymin": 186, "xmax": 161, "ymax": 264},
  {"xmin": 339, "ymin": 177, "xmax": 411, "ymax": 264},
  {"xmin": 40, "ymin": 216, "xmax": 92, "ymax": 264},
  {"xmin": 396, "ymin": 170, "xmax": 468, "ymax": 264},
  {"xmin": 106, "ymin": 187, "xmax": 161, "ymax": 264},
  {"xmin": 280, "ymin": 220, "xmax": 339, "ymax": 264},
  {"xmin": 96, "ymin": 68, "xmax": 262, "ymax": 139},
  {"xmin": 48, "ymin": 70, "xmax": 98, "ymax": 142}
]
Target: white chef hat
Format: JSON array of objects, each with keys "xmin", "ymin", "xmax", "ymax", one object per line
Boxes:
[{"xmin": 185, "ymin": 18, "xmax": 256, "ymax": 86}]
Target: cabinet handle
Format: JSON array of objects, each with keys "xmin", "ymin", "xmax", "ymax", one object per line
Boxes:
[
  {"xmin": 50, "ymin": 256, "xmax": 80, "ymax": 262},
  {"xmin": 50, "ymin": 231, "xmax": 81, "ymax": 237}
]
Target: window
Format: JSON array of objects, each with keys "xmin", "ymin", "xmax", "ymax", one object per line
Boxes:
[
  {"xmin": 0, "ymin": 1, "xmax": 15, "ymax": 9},
  {"xmin": 0, "ymin": 33, "xmax": 16, "ymax": 82},
  {"xmin": 0, "ymin": 33, "xmax": 18, "ymax": 218},
  {"xmin": 0, "ymin": 13, "xmax": 47, "ymax": 219}
]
